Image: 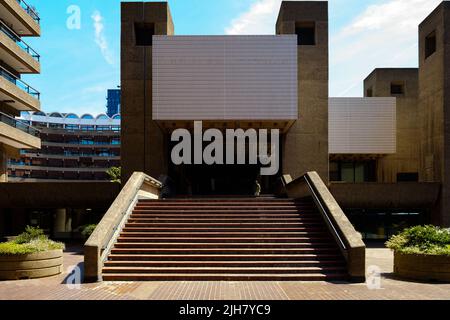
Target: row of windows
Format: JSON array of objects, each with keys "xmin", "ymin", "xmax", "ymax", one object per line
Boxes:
[
  {"xmin": 31, "ymin": 122, "xmax": 121, "ymax": 132},
  {"xmin": 330, "ymin": 161, "xmax": 419, "ymax": 183},
  {"xmin": 40, "ymin": 138, "xmax": 120, "ymax": 145}
]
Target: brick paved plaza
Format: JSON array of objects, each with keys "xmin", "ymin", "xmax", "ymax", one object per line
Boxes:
[{"xmin": 0, "ymin": 245, "xmax": 449, "ymax": 300}]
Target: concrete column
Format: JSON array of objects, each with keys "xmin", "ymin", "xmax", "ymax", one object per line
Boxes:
[
  {"xmin": 54, "ymin": 209, "xmax": 67, "ymax": 235},
  {"xmin": 0, "ymin": 146, "xmax": 7, "ymax": 183},
  {"xmin": 65, "ymin": 210, "xmax": 72, "ymax": 232}
]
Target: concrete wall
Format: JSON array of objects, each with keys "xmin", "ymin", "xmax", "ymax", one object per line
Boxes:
[
  {"xmin": 121, "ymin": 2, "xmax": 174, "ymax": 183},
  {"xmin": 330, "ymin": 182, "xmax": 440, "ymax": 210},
  {"xmin": 276, "ymin": 1, "xmax": 329, "ymax": 182},
  {"xmin": 0, "ymin": 182, "xmax": 120, "ymax": 209},
  {"xmin": 418, "ymin": 2, "xmax": 450, "ymax": 226},
  {"xmin": 363, "ymin": 68, "xmax": 419, "ymax": 183}
]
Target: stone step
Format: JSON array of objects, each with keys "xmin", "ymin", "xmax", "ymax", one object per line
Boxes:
[
  {"xmin": 104, "ymin": 260, "xmax": 347, "ymax": 268},
  {"xmin": 121, "ymin": 227, "xmax": 327, "ymax": 233},
  {"xmin": 116, "ymin": 236, "xmax": 333, "ymax": 243},
  {"xmin": 102, "ymin": 266, "xmax": 347, "ymax": 275},
  {"xmin": 134, "ymin": 206, "xmax": 314, "ymax": 210},
  {"xmin": 128, "ymin": 214, "xmax": 323, "ymax": 224},
  {"xmin": 138, "ymin": 199, "xmax": 298, "ymax": 203},
  {"xmin": 107, "ymin": 253, "xmax": 344, "ymax": 261},
  {"xmin": 110, "ymin": 247, "xmax": 341, "ymax": 255},
  {"xmin": 102, "ymin": 273, "xmax": 349, "ymax": 281},
  {"xmin": 114, "ymin": 242, "xmax": 337, "ymax": 248},
  {"xmin": 119, "ymin": 231, "xmax": 329, "ymax": 238},
  {"xmin": 124, "ymin": 222, "xmax": 324, "ymax": 228},
  {"xmin": 132, "ymin": 209, "xmax": 311, "ymax": 213}
]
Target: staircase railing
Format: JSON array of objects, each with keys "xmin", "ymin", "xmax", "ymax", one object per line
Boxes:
[
  {"xmin": 283, "ymin": 171, "xmax": 366, "ymax": 281},
  {"xmin": 84, "ymin": 172, "xmax": 162, "ymax": 282}
]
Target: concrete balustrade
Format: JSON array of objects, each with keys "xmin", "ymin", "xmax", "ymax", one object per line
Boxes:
[
  {"xmin": 283, "ymin": 171, "xmax": 366, "ymax": 281},
  {"xmin": 84, "ymin": 172, "xmax": 162, "ymax": 282}
]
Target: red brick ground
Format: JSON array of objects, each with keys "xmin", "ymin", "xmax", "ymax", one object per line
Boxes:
[{"xmin": 0, "ymin": 245, "xmax": 449, "ymax": 300}]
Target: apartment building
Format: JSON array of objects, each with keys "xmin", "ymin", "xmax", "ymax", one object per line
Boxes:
[
  {"xmin": 8, "ymin": 112, "xmax": 121, "ymax": 182},
  {"xmin": 0, "ymin": 0, "xmax": 41, "ymax": 182}
]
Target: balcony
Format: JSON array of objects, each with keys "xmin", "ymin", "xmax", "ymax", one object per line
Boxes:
[
  {"xmin": 16, "ymin": 0, "xmax": 40, "ymax": 25},
  {"xmin": 0, "ymin": 20, "xmax": 40, "ymax": 73},
  {"xmin": 0, "ymin": 66, "xmax": 40, "ymax": 111},
  {"xmin": 0, "ymin": 111, "xmax": 40, "ymax": 149},
  {"xmin": 0, "ymin": 0, "xmax": 40, "ymax": 36}
]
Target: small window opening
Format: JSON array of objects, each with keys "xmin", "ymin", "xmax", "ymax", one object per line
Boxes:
[
  {"xmin": 366, "ymin": 87, "xmax": 373, "ymax": 97},
  {"xmin": 390, "ymin": 82, "xmax": 405, "ymax": 95},
  {"xmin": 296, "ymin": 22, "xmax": 315, "ymax": 46},
  {"xmin": 135, "ymin": 22, "xmax": 155, "ymax": 46},
  {"xmin": 425, "ymin": 30, "xmax": 436, "ymax": 59}
]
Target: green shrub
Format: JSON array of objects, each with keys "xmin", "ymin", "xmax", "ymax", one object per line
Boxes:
[
  {"xmin": 107, "ymin": 167, "xmax": 121, "ymax": 184},
  {"xmin": 386, "ymin": 225, "xmax": 450, "ymax": 256},
  {"xmin": 80, "ymin": 224, "xmax": 97, "ymax": 238},
  {"xmin": 0, "ymin": 226, "xmax": 65, "ymax": 255},
  {"xmin": 13, "ymin": 226, "xmax": 46, "ymax": 244},
  {"xmin": 0, "ymin": 239, "xmax": 65, "ymax": 255}
]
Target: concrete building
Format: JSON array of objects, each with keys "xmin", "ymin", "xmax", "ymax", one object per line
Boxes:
[
  {"xmin": 8, "ymin": 112, "xmax": 121, "ymax": 182},
  {"xmin": 0, "ymin": 0, "xmax": 41, "ymax": 182},
  {"xmin": 118, "ymin": 1, "xmax": 450, "ymax": 236}
]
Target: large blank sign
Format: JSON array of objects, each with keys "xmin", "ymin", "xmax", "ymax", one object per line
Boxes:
[
  {"xmin": 152, "ymin": 35, "xmax": 298, "ymax": 121},
  {"xmin": 329, "ymin": 97, "xmax": 397, "ymax": 154}
]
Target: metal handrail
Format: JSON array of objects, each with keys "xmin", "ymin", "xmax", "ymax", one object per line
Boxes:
[
  {"xmin": 0, "ymin": 111, "xmax": 40, "ymax": 137},
  {"xmin": 0, "ymin": 20, "xmax": 40, "ymax": 61},
  {"xmin": 16, "ymin": 0, "xmax": 40, "ymax": 24},
  {"xmin": 0, "ymin": 66, "xmax": 40, "ymax": 99},
  {"xmin": 304, "ymin": 175, "xmax": 347, "ymax": 253}
]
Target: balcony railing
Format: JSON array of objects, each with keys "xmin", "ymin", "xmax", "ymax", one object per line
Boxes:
[
  {"xmin": 0, "ymin": 20, "xmax": 40, "ymax": 61},
  {"xmin": 0, "ymin": 111, "xmax": 40, "ymax": 137},
  {"xmin": 0, "ymin": 66, "xmax": 40, "ymax": 99},
  {"xmin": 16, "ymin": 0, "xmax": 40, "ymax": 25}
]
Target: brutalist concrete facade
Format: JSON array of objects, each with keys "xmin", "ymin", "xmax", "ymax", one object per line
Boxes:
[
  {"xmin": 276, "ymin": 1, "xmax": 329, "ymax": 183},
  {"xmin": 364, "ymin": 68, "xmax": 420, "ymax": 183},
  {"xmin": 121, "ymin": 2, "xmax": 173, "ymax": 183},
  {"xmin": 418, "ymin": 2, "xmax": 450, "ymax": 226}
]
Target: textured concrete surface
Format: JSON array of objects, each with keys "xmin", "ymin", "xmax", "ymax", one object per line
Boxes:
[
  {"xmin": 277, "ymin": 1, "xmax": 329, "ymax": 183},
  {"xmin": 0, "ymin": 245, "xmax": 449, "ymax": 300},
  {"xmin": 363, "ymin": 68, "xmax": 419, "ymax": 183}
]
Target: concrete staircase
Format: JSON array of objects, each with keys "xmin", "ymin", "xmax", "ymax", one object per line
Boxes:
[{"xmin": 102, "ymin": 198, "xmax": 349, "ymax": 281}]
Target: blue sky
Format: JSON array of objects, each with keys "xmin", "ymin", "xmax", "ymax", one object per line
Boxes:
[{"xmin": 24, "ymin": 0, "xmax": 444, "ymax": 115}]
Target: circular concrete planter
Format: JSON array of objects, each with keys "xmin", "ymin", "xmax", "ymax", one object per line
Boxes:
[
  {"xmin": 394, "ymin": 251, "xmax": 450, "ymax": 282},
  {"xmin": 0, "ymin": 249, "xmax": 63, "ymax": 280}
]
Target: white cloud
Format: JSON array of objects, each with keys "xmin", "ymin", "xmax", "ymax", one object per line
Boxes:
[
  {"xmin": 225, "ymin": 0, "xmax": 282, "ymax": 35},
  {"xmin": 332, "ymin": 0, "xmax": 442, "ymax": 96},
  {"xmin": 91, "ymin": 10, "xmax": 114, "ymax": 65},
  {"xmin": 225, "ymin": 0, "xmax": 444, "ymax": 96}
]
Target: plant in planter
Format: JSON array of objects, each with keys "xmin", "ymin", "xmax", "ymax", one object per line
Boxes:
[
  {"xmin": 0, "ymin": 226, "xmax": 65, "ymax": 255},
  {"xmin": 79, "ymin": 224, "xmax": 97, "ymax": 239},
  {"xmin": 386, "ymin": 225, "xmax": 450, "ymax": 282},
  {"xmin": 0, "ymin": 226, "xmax": 65, "ymax": 280}
]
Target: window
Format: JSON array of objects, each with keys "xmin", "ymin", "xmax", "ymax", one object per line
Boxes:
[
  {"xmin": 425, "ymin": 31, "xmax": 436, "ymax": 59},
  {"xmin": 390, "ymin": 82, "xmax": 404, "ymax": 95},
  {"xmin": 366, "ymin": 87, "xmax": 373, "ymax": 97},
  {"xmin": 397, "ymin": 172, "xmax": 419, "ymax": 182},
  {"xmin": 330, "ymin": 161, "xmax": 376, "ymax": 183},
  {"xmin": 135, "ymin": 23, "xmax": 155, "ymax": 46},
  {"xmin": 296, "ymin": 22, "xmax": 315, "ymax": 46},
  {"xmin": 66, "ymin": 124, "xmax": 79, "ymax": 131}
]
